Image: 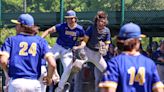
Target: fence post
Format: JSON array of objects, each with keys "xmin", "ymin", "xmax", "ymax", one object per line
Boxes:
[
  {"xmin": 0, "ymin": 0, "xmax": 2, "ymax": 26},
  {"xmin": 59, "ymin": 0, "xmax": 64, "ymax": 76},
  {"xmin": 121, "ymin": 0, "xmax": 125, "ymax": 25},
  {"xmin": 60, "ymin": 0, "xmax": 64, "ymax": 23},
  {"xmin": 23, "ymin": 0, "xmax": 27, "ymax": 13}
]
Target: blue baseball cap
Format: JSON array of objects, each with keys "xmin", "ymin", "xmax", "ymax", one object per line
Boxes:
[
  {"xmin": 65, "ymin": 10, "xmax": 77, "ymax": 18},
  {"xmin": 118, "ymin": 23, "xmax": 145, "ymax": 39},
  {"xmin": 11, "ymin": 14, "xmax": 34, "ymax": 27}
]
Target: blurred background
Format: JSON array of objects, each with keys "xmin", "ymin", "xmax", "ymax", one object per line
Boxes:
[
  {"xmin": 0, "ymin": 0, "xmax": 164, "ymax": 91},
  {"xmin": 0, "ymin": 0, "xmax": 163, "ymax": 47}
]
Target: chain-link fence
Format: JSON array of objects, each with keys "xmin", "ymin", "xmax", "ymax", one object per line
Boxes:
[
  {"xmin": 1, "ymin": 0, "xmax": 164, "ymax": 36},
  {"xmin": 0, "ymin": 0, "xmax": 164, "ymax": 92}
]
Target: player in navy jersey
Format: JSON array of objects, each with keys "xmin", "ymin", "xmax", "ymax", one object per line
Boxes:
[
  {"xmin": 41, "ymin": 10, "xmax": 85, "ymax": 92},
  {"xmin": 73, "ymin": 11, "xmax": 111, "ymax": 92},
  {"xmin": 0, "ymin": 14, "xmax": 59, "ymax": 92},
  {"xmin": 99, "ymin": 23, "xmax": 164, "ymax": 92}
]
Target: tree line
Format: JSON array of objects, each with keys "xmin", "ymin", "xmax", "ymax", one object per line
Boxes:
[{"xmin": 2, "ymin": 0, "xmax": 164, "ymax": 13}]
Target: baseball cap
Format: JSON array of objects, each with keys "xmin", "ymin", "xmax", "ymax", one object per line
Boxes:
[
  {"xmin": 118, "ymin": 23, "xmax": 146, "ymax": 39},
  {"xmin": 65, "ymin": 10, "xmax": 77, "ymax": 18},
  {"xmin": 11, "ymin": 14, "xmax": 34, "ymax": 27}
]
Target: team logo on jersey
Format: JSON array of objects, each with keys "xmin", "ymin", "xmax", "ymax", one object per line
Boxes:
[{"xmin": 65, "ymin": 30, "xmax": 76, "ymax": 36}]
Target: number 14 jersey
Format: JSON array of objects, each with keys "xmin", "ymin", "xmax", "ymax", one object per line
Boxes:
[{"xmin": 100, "ymin": 53, "xmax": 163, "ymax": 92}]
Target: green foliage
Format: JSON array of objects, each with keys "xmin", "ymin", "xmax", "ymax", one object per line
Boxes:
[
  {"xmin": 38, "ymin": 32, "xmax": 56, "ymax": 47},
  {"xmin": 2, "ymin": 0, "xmax": 23, "ymax": 13},
  {"xmin": 0, "ymin": 28, "xmax": 57, "ymax": 47},
  {"xmin": 111, "ymin": 36, "xmax": 164, "ymax": 51},
  {"xmin": 0, "ymin": 28, "xmax": 16, "ymax": 45},
  {"xmin": 2, "ymin": 0, "xmax": 164, "ymax": 13},
  {"xmin": 1, "ymin": 0, "xmax": 164, "ymax": 48},
  {"xmin": 132, "ymin": 0, "xmax": 164, "ymax": 10}
]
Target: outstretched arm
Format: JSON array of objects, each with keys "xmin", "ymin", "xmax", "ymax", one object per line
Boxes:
[{"xmin": 41, "ymin": 26, "xmax": 56, "ymax": 38}]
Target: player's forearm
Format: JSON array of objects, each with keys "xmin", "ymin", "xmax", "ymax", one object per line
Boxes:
[
  {"xmin": 41, "ymin": 26, "xmax": 55, "ymax": 38},
  {"xmin": 41, "ymin": 31, "xmax": 49, "ymax": 38},
  {"xmin": 100, "ymin": 87, "xmax": 116, "ymax": 92},
  {"xmin": 47, "ymin": 64, "xmax": 55, "ymax": 79},
  {"xmin": 76, "ymin": 36, "xmax": 88, "ymax": 49},
  {"xmin": 0, "ymin": 55, "xmax": 9, "ymax": 72},
  {"xmin": 78, "ymin": 41, "xmax": 86, "ymax": 49},
  {"xmin": 46, "ymin": 56, "xmax": 57, "ymax": 78},
  {"xmin": 153, "ymin": 87, "xmax": 164, "ymax": 92},
  {"xmin": 73, "ymin": 41, "xmax": 86, "ymax": 50}
]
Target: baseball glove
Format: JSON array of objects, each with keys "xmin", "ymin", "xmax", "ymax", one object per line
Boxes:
[
  {"xmin": 99, "ymin": 41, "xmax": 108, "ymax": 56},
  {"xmin": 73, "ymin": 49, "xmax": 87, "ymax": 60}
]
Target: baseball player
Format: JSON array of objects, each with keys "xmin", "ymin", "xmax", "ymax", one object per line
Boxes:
[
  {"xmin": 152, "ymin": 40, "xmax": 164, "ymax": 83},
  {"xmin": 0, "ymin": 14, "xmax": 59, "ymax": 92},
  {"xmin": 73, "ymin": 10, "xmax": 111, "ymax": 92},
  {"xmin": 41, "ymin": 10, "xmax": 85, "ymax": 92},
  {"xmin": 99, "ymin": 23, "xmax": 164, "ymax": 92}
]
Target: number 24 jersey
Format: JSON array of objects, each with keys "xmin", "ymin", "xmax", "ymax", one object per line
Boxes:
[{"xmin": 1, "ymin": 33, "xmax": 50, "ymax": 79}]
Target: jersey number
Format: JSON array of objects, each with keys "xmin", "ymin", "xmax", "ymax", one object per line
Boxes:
[
  {"xmin": 19, "ymin": 42, "xmax": 37, "ymax": 56},
  {"xmin": 128, "ymin": 67, "xmax": 145, "ymax": 85}
]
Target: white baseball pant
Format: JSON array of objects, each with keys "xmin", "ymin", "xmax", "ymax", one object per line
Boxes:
[
  {"xmin": 8, "ymin": 78, "xmax": 41, "ymax": 92},
  {"xmin": 51, "ymin": 43, "xmax": 73, "ymax": 92}
]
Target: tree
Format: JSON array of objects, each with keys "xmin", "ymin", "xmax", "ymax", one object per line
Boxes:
[{"xmin": 2, "ymin": 0, "xmax": 164, "ymax": 13}]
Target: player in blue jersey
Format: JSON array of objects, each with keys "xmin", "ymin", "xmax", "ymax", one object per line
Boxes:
[
  {"xmin": 41, "ymin": 10, "xmax": 85, "ymax": 92},
  {"xmin": 0, "ymin": 13, "xmax": 59, "ymax": 92},
  {"xmin": 99, "ymin": 23, "xmax": 164, "ymax": 92}
]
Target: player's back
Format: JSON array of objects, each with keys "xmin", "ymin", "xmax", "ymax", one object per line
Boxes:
[
  {"xmin": 2, "ymin": 33, "xmax": 47, "ymax": 79},
  {"xmin": 109, "ymin": 53, "xmax": 161, "ymax": 92}
]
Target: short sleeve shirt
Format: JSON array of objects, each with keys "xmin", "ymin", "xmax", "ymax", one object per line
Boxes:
[
  {"xmin": 1, "ymin": 34, "xmax": 50, "ymax": 79},
  {"xmin": 100, "ymin": 53, "xmax": 163, "ymax": 92},
  {"xmin": 86, "ymin": 25, "xmax": 111, "ymax": 50},
  {"xmin": 55, "ymin": 22, "xmax": 85, "ymax": 49}
]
